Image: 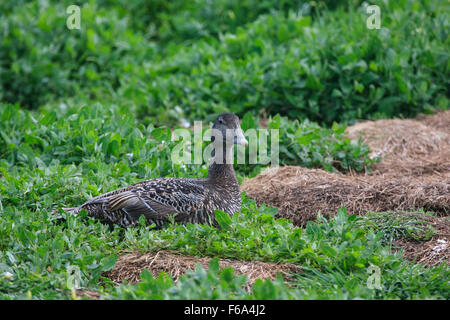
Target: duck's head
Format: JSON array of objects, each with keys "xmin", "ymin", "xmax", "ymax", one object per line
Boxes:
[{"xmin": 212, "ymin": 113, "xmax": 248, "ymax": 146}]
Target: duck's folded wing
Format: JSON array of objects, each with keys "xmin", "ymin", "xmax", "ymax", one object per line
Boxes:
[{"xmin": 88, "ymin": 190, "xmax": 178, "ymax": 220}]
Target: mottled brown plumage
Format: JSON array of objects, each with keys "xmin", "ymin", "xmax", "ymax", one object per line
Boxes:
[{"xmin": 55, "ymin": 113, "xmax": 248, "ymax": 228}]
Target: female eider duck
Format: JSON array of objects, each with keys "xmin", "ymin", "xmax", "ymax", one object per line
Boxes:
[{"xmin": 55, "ymin": 113, "xmax": 248, "ymax": 228}]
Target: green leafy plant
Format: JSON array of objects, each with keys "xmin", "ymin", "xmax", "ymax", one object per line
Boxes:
[
  {"xmin": 0, "ymin": 0, "xmax": 448, "ymax": 301},
  {"xmin": 113, "ymin": 259, "xmax": 251, "ymax": 300},
  {"xmin": 0, "ymin": 103, "xmax": 376, "ymax": 181},
  {"xmin": 1, "ymin": 0, "xmax": 447, "ymax": 124},
  {"xmin": 356, "ymin": 211, "xmax": 437, "ymax": 245},
  {"xmin": 109, "ymin": 205, "xmax": 449, "ymax": 300},
  {"xmin": 238, "ymin": 112, "xmax": 377, "ymax": 177}
]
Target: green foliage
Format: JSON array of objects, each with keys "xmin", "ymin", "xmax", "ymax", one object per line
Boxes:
[
  {"xmin": 109, "ymin": 205, "xmax": 449, "ymax": 299},
  {"xmin": 356, "ymin": 211, "xmax": 438, "ymax": 245},
  {"xmin": 0, "ymin": 0, "xmax": 448, "ymax": 300},
  {"xmin": 0, "ymin": 103, "xmax": 205, "ymax": 181},
  {"xmin": 113, "ymin": 259, "xmax": 251, "ymax": 300},
  {"xmin": 113, "ymin": 258, "xmax": 304, "ymax": 300},
  {"xmin": 125, "ymin": 0, "xmax": 449, "ymax": 125},
  {"xmin": 238, "ymin": 113, "xmax": 376, "ymax": 176},
  {"xmin": 0, "ymin": 103, "xmax": 376, "ymax": 180},
  {"xmin": 96, "ymin": 0, "xmax": 356, "ymax": 43},
  {"xmin": 1, "ymin": 155, "xmax": 448, "ymax": 299},
  {"xmin": 0, "ymin": 0, "xmax": 152, "ymax": 109},
  {"xmin": 0, "ymin": 201, "xmax": 121, "ymax": 299},
  {"xmin": 1, "ymin": 0, "xmax": 447, "ymax": 124}
]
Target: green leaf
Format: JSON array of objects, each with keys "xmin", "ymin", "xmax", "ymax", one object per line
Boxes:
[
  {"xmin": 268, "ymin": 114, "xmax": 281, "ymax": 130},
  {"xmin": 215, "ymin": 210, "xmax": 233, "ymax": 230},
  {"xmin": 101, "ymin": 255, "xmax": 117, "ymax": 272},
  {"xmin": 296, "ymin": 16, "xmax": 311, "ymax": 28},
  {"xmin": 208, "ymin": 258, "xmax": 220, "ymax": 275},
  {"xmin": 108, "ymin": 140, "xmax": 120, "ymax": 157},
  {"xmin": 241, "ymin": 112, "xmax": 256, "ymax": 131},
  {"xmin": 321, "ymin": 244, "xmax": 337, "ymax": 257},
  {"xmin": 296, "ymin": 132, "xmax": 316, "ymax": 146},
  {"xmin": 306, "ymin": 74, "xmax": 323, "ymax": 90},
  {"xmin": 152, "ymin": 128, "xmax": 170, "ymax": 142},
  {"xmin": 277, "ymin": 24, "xmax": 290, "ymax": 42}
]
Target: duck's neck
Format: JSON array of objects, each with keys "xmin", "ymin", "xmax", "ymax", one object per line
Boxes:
[{"xmin": 207, "ymin": 143, "xmax": 238, "ymax": 186}]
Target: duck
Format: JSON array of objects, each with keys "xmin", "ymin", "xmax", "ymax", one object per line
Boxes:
[{"xmin": 55, "ymin": 113, "xmax": 248, "ymax": 228}]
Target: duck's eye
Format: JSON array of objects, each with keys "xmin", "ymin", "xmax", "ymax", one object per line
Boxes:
[{"xmin": 218, "ymin": 118, "xmax": 225, "ymax": 124}]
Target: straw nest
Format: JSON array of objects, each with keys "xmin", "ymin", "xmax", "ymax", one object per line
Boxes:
[
  {"xmin": 242, "ymin": 166, "xmax": 449, "ymax": 226},
  {"xmin": 242, "ymin": 110, "xmax": 450, "ymax": 226},
  {"xmin": 104, "ymin": 250, "xmax": 300, "ymax": 290}
]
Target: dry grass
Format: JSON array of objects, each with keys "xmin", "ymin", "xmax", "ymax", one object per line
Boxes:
[
  {"xmin": 346, "ymin": 110, "xmax": 450, "ymax": 176},
  {"xmin": 415, "ymin": 110, "xmax": 450, "ymax": 134},
  {"xmin": 75, "ymin": 289, "xmax": 101, "ymax": 300},
  {"xmin": 242, "ymin": 166, "xmax": 449, "ymax": 226},
  {"xmin": 104, "ymin": 250, "xmax": 301, "ymax": 290}
]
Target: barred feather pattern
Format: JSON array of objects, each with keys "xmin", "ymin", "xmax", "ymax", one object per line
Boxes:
[{"xmin": 65, "ymin": 174, "xmax": 240, "ymax": 228}]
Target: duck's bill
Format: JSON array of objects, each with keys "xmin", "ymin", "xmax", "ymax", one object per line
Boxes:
[{"xmin": 234, "ymin": 128, "xmax": 248, "ymax": 146}]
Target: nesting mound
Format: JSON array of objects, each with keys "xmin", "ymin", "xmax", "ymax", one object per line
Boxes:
[
  {"xmin": 105, "ymin": 250, "xmax": 300, "ymax": 289},
  {"xmin": 415, "ymin": 110, "xmax": 450, "ymax": 134},
  {"xmin": 346, "ymin": 110, "xmax": 450, "ymax": 176},
  {"xmin": 242, "ymin": 166, "xmax": 449, "ymax": 226}
]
